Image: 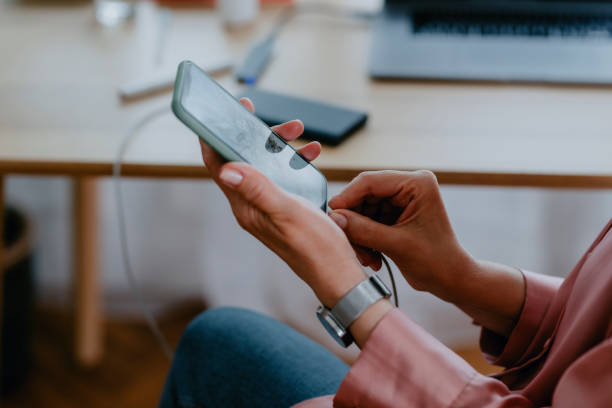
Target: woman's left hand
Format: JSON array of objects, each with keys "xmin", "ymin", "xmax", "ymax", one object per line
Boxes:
[{"xmin": 200, "ymin": 98, "xmax": 366, "ymax": 307}]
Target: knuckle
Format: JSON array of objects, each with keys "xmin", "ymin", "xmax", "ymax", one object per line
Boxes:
[
  {"xmin": 400, "ymin": 170, "xmax": 437, "ymax": 191},
  {"xmin": 234, "ymin": 209, "xmax": 253, "ymax": 231},
  {"xmin": 352, "ymin": 172, "xmax": 365, "ymax": 185},
  {"xmin": 235, "ymin": 217, "xmax": 250, "ymax": 231},
  {"xmin": 359, "ymin": 171, "xmax": 376, "ymax": 181},
  {"xmin": 353, "ymin": 171, "xmax": 380, "ymax": 191},
  {"xmin": 403, "ymin": 170, "xmax": 439, "ymax": 199},
  {"xmin": 378, "ymin": 169, "xmax": 398, "ymax": 177},
  {"xmin": 354, "ymin": 171, "xmax": 371, "ymax": 184},
  {"xmin": 417, "ymin": 170, "xmax": 438, "ymax": 184},
  {"xmin": 244, "ymin": 181, "xmax": 265, "ymax": 204}
]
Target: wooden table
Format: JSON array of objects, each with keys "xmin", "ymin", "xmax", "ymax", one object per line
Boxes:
[{"xmin": 1, "ymin": 0, "xmax": 612, "ymax": 368}]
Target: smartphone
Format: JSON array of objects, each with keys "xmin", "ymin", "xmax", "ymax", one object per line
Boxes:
[{"xmin": 172, "ymin": 61, "xmax": 328, "ymax": 211}]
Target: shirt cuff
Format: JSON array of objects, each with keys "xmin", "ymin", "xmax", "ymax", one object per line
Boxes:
[
  {"xmin": 480, "ymin": 269, "xmax": 562, "ymax": 367},
  {"xmin": 334, "ymin": 309, "xmax": 477, "ymax": 408}
]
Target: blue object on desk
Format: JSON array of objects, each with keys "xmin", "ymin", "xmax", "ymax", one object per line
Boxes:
[{"xmin": 235, "ymin": 36, "xmax": 275, "ymax": 85}]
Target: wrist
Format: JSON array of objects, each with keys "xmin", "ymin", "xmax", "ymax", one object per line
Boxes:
[
  {"xmin": 314, "ymin": 259, "xmax": 368, "ymax": 308},
  {"xmin": 349, "ymin": 298, "xmax": 394, "ymax": 348},
  {"xmin": 427, "ymin": 246, "xmax": 480, "ymax": 305},
  {"xmin": 470, "ymin": 260, "xmax": 526, "ymax": 319},
  {"xmin": 442, "ymin": 258, "xmax": 526, "ymax": 335}
]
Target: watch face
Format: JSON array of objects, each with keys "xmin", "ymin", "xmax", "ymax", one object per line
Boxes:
[{"xmin": 317, "ymin": 306, "xmax": 353, "ymax": 348}]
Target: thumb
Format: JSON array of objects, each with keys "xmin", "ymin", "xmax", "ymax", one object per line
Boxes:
[
  {"xmin": 218, "ymin": 162, "xmax": 285, "ymax": 213},
  {"xmin": 329, "ymin": 209, "xmax": 397, "ymax": 252}
]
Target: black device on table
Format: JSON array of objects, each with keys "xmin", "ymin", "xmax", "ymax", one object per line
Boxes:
[
  {"xmin": 371, "ymin": 0, "xmax": 612, "ymax": 84},
  {"xmin": 240, "ymin": 88, "xmax": 368, "ymax": 146}
]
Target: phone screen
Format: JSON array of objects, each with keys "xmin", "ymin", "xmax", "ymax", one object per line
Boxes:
[{"xmin": 175, "ymin": 62, "xmax": 327, "ymax": 210}]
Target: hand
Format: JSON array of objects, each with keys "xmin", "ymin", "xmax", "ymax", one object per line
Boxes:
[
  {"xmin": 200, "ymin": 98, "xmax": 367, "ymax": 307},
  {"xmin": 328, "ymin": 170, "xmax": 474, "ymax": 301},
  {"xmin": 328, "ymin": 170, "xmax": 525, "ymax": 336}
]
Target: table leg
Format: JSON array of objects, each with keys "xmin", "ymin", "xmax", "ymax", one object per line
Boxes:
[
  {"xmin": 73, "ymin": 177, "xmax": 103, "ymax": 367},
  {"xmin": 0, "ymin": 175, "xmax": 4, "ymax": 390}
]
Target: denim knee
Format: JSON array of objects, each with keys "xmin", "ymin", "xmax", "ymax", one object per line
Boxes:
[
  {"xmin": 176, "ymin": 307, "xmax": 269, "ymax": 367},
  {"xmin": 163, "ymin": 308, "xmax": 260, "ymax": 406},
  {"xmin": 181, "ymin": 307, "xmax": 261, "ymax": 350},
  {"xmin": 162, "ymin": 307, "xmax": 350, "ymax": 408}
]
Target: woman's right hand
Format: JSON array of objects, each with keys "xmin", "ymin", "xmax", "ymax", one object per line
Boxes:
[{"xmin": 327, "ymin": 170, "xmax": 476, "ymax": 302}]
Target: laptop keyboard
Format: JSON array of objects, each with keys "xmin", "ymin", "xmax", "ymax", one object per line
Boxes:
[{"xmin": 412, "ymin": 11, "xmax": 612, "ymax": 38}]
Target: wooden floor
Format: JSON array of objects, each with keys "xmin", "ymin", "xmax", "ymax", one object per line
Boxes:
[
  {"xmin": 1, "ymin": 302, "xmax": 500, "ymax": 407},
  {"xmin": 2, "ymin": 300, "xmax": 207, "ymax": 408}
]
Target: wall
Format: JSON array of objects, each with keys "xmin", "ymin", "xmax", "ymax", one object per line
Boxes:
[{"xmin": 7, "ymin": 175, "xmax": 612, "ymax": 359}]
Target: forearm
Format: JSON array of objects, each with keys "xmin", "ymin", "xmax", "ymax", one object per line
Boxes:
[
  {"xmin": 319, "ymin": 257, "xmax": 524, "ymax": 345},
  {"xmin": 438, "ymin": 258, "xmax": 526, "ymax": 337}
]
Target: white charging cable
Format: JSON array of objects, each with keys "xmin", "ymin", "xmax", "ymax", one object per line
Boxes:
[{"xmin": 113, "ymin": 106, "xmax": 174, "ymax": 360}]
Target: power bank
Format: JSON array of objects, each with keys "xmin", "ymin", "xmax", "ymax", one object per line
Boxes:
[{"xmin": 240, "ymin": 88, "xmax": 368, "ymax": 145}]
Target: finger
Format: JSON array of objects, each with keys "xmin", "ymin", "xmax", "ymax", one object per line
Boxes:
[
  {"xmin": 297, "ymin": 142, "xmax": 322, "ymax": 162},
  {"xmin": 272, "ymin": 119, "xmax": 304, "ymax": 142},
  {"xmin": 239, "ymin": 97, "xmax": 255, "ymax": 113},
  {"xmin": 366, "ymin": 251, "xmax": 383, "ymax": 271},
  {"xmin": 199, "ymin": 140, "xmax": 247, "ymax": 207},
  {"xmin": 328, "ymin": 209, "xmax": 397, "ymax": 252},
  {"xmin": 329, "ymin": 170, "xmax": 410, "ymax": 210},
  {"xmin": 200, "ymin": 140, "xmax": 224, "ymax": 175},
  {"xmin": 217, "ymin": 161, "xmax": 286, "ymax": 214},
  {"xmin": 354, "ymin": 244, "xmax": 382, "ymax": 271},
  {"xmin": 353, "ymin": 244, "xmax": 367, "ymax": 265}
]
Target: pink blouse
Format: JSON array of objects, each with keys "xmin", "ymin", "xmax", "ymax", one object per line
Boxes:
[{"xmin": 295, "ymin": 218, "xmax": 612, "ymax": 407}]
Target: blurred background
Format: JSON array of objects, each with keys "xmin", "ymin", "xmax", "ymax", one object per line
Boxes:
[{"xmin": 1, "ymin": 0, "xmax": 612, "ymax": 406}]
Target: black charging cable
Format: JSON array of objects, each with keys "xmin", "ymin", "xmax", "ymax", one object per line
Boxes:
[{"xmin": 381, "ymin": 254, "xmax": 399, "ymax": 307}]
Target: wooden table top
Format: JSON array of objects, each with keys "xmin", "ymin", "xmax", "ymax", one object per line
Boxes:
[{"xmin": 1, "ymin": 1, "xmax": 611, "ymax": 187}]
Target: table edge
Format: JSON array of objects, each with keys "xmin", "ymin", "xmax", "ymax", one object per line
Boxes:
[{"xmin": 0, "ymin": 160, "xmax": 611, "ymax": 189}]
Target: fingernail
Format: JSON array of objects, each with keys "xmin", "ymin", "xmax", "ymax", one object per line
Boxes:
[
  {"xmin": 329, "ymin": 212, "xmax": 347, "ymax": 229},
  {"xmin": 219, "ymin": 169, "xmax": 243, "ymax": 188}
]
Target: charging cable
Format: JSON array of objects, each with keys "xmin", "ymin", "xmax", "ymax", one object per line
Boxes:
[
  {"xmin": 381, "ymin": 255, "xmax": 399, "ymax": 307},
  {"xmin": 113, "ymin": 107, "xmax": 399, "ymax": 359},
  {"xmin": 113, "ymin": 106, "xmax": 174, "ymax": 360}
]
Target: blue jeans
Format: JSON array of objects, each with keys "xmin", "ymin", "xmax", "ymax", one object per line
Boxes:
[{"xmin": 159, "ymin": 307, "xmax": 350, "ymax": 408}]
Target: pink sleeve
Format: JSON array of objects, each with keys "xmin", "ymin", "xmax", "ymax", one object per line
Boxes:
[
  {"xmin": 333, "ymin": 309, "xmax": 535, "ymax": 408},
  {"xmin": 551, "ymin": 338, "xmax": 612, "ymax": 407},
  {"xmin": 479, "ymin": 270, "xmax": 563, "ymax": 367}
]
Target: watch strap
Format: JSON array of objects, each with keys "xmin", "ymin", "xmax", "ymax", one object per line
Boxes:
[
  {"xmin": 316, "ymin": 305, "xmax": 355, "ymax": 347},
  {"xmin": 331, "ymin": 274, "xmax": 392, "ymax": 329}
]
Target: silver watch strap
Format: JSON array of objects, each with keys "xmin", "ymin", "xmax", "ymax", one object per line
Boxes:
[{"xmin": 331, "ymin": 275, "xmax": 392, "ymax": 329}]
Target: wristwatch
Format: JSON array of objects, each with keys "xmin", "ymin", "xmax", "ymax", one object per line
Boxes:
[{"xmin": 317, "ymin": 275, "xmax": 392, "ymax": 348}]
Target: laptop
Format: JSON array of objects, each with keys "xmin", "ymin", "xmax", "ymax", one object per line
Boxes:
[{"xmin": 370, "ymin": 1, "xmax": 612, "ymax": 84}]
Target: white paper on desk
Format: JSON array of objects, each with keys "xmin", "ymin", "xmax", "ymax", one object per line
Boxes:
[{"xmin": 118, "ymin": 57, "xmax": 233, "ymax": 101}]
